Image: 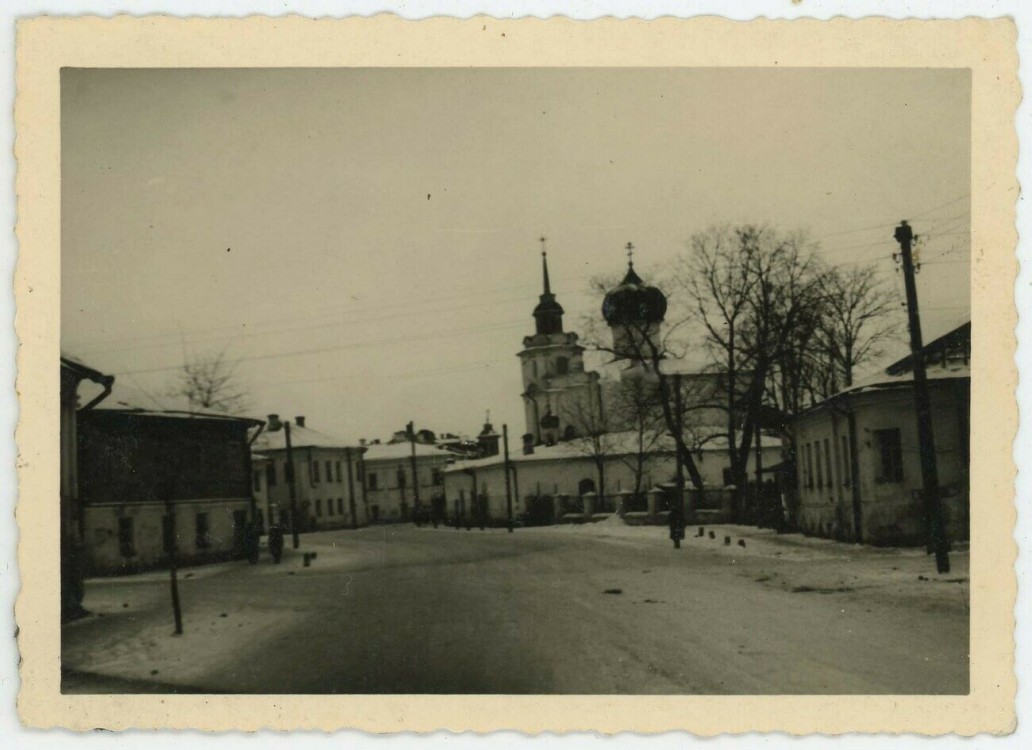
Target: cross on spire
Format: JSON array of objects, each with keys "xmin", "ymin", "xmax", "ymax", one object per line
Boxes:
[
  {"xmin": 626, "ymin": 241, "xmax": 635, "ymax": 268},
  {"xmin": 540, "ymin": 237, "xmax": 552, "ymax": 296}
]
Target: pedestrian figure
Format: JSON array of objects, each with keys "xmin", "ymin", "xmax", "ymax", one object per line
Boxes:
[
  {"xmin": 244, "ymin": 520, "xmax": 261, "ymax": 564},
  {"xmin": 268, "ymin": 524, "xmax": 284, "ymax": 564},
  {"xmin": 668, "ymin": 506, "xmax": 685, "ymax": 549}
]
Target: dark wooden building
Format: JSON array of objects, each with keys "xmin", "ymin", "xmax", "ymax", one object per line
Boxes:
[{"xmin": 77, "ymin": 407, "xmax": 263, "ymax": 574}]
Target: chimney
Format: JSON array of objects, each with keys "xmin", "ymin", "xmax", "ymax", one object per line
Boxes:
[
  {"xmin": 522, "ymin": 433, "xmax": 535, "ymax": 456},
  {"xmin": 267, "ymin": 414, "xmax": 282, "ymax": 431},
  {"xmin": 294, "ymin": 416, "xmax": 306, "ymax": 428},
  {"xmin": 359, "ymin": 438, "xmax": 367, "ymax": 447}
]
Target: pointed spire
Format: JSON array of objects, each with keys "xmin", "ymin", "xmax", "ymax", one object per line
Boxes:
[
  {"xmin": 532, "ymin": 235, "xmax": 564, "ymax": 335},
  {"xmin": 540, "ymin": 236, "xmax": 551, "ymax": 295}
]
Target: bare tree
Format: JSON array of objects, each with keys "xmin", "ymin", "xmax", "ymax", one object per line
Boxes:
[
  {"xmin": 679, "ymin": 225, "xmax": 827, "ymax": 492},
  {"xmin": 815, "ymin": 264, "xmax": 899, "ymax": 389},
  {"xmin": 579, "ymin": 286, "xmax": 708, "ymax": 490},
  {"xmin": 168, "ymin": 348, "xmax": 250, "ymax": 414},
  {"xmin": 606, "ymin": 377, "xmax": 667, "ymax": 504},
  {"xmin": 561, "ymin": 389, "xmax": 615, "ymax": 511}
]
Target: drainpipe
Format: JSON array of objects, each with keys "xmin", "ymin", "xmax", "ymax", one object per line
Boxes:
[{"xmin": 845, "ymin": 395, "xmax": 864, "ymax": 545}]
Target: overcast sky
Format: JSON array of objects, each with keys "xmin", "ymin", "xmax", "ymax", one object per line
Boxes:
[{"xmin": 61, "ymin": 67, "xmax": 970, "ymax": 441}]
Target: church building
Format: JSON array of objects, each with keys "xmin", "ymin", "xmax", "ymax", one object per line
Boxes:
[{"xmin": 518, "ymin": 241, "xmax": 602, "ymax": 446}]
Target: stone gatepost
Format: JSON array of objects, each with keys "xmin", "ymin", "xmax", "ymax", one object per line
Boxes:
[
  {"xmin": 647, "ymin": 487, "xmax": 661, "ymax": 517},
  {"xmin": 581, "ymin": 491, "xmax": 596, "ymax": 519}
]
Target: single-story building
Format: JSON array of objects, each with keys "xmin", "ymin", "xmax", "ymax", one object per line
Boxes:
[
  {"xmin": 792, "ymin": 322, "xmax": 970, "ymax": 546},
  {"xmin": 442, "ymin": 430, "xmax": 781, "ymax": 526}
]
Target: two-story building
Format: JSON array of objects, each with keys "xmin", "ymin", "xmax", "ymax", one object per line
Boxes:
[
  {"xmin": 360, "ymin": 441, "xmax": 452, "ymax": 522},
  {"xmin": 76, "ymin": 401, "xmax": 264, "ymax": 574},
  {"xmin": 251, "ymin": 416, "xmax": 366, "ymax": 532}
]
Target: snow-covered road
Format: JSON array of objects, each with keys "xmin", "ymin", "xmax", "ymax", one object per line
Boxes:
[{"xmin": 62, "ymin": 523, "xmax": 968, "ymax": 694}]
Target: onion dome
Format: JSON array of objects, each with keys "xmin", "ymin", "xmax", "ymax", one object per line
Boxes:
[{"xmin": 601, "ymin": 244, "xmax": 667, "ymax": 326}]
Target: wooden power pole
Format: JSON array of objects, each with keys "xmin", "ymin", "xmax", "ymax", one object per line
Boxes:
[
  {"xmin": 285, "ymin": 420, "xmax": 300, "ymax": 549},
  {"xmin": 503, "ymin": 424, "xmax": 514, "ymax": 533},
  {"xmin": 407, "ymin": 422, "xmax": 421, "ymax": 526},
  {"xmin": 894, "ymin": 220, "xmax": 950, "ymax": 573}
]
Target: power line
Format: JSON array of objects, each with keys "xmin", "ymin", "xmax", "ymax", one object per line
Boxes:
[
  {"xmin": 73, "ymin": 272, "xmax": 594, "ymax": 353},
  {"xmin": 80, "ymin": 287, "xmax": 593, "ymax": 357},
  {"xmin": 107, "ymin": 318, "xmax": 530, "ymax": 377}
]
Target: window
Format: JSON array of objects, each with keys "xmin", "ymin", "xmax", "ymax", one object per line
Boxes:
[
  {"xmin": 118, "ymin": 516, "xmax": 135, "ymax": 558},
  {"xmin": 432, "ymin": 468, "xmax": 444, "ymax": 486},
  {"xmin": 326, "ymin": 460, "xmax": 333, "ymax": 482},
  {"xmin": 312, "ymin": 460, "xmax": 321, "ymax": 483},
  {"xmin": 824, "ymin": 439, "xmax": 833, "ymax": 488},
  {"xmin": 368, "ymin": 472, "xmax": 378, "ymax": 490},
  {"xmin": 337, "ymin": 497, "xmax": 344, "ymax": 515},
  {"xmin": 267, "ymin": 462, "xmax": 277, "ymax": 487},
  {"xmin": 195, "ymin": 513, "xmax": 211, "ymax": 549},
  {"xmin": 805, "ymin": 443, "xmax": 814, "ymax": 489},
  {"xmin": 315, "ymin": 499, "xmax": 323, "ymax": 517},
  {"xmin": 335, "ymin": 461, "xmax": 343, "ymax": 483},
  {"xmin": 874, "ymin": 428, "xmax": 904, "ymax": 483},
  {"xmin": 841, "ymin": 435, "xmax": 851, "ymax": 486},
  {"xmin": 555, "ymin": 356, "xmax": 569, "ymax": 375},
  {"xmin": 253, "ymin": 470, "xmax": 262, "ymax": 493},
  {"xmin": 397, "ymin": 468, "xmax": 407, "ymax": 490},
  {"xmin": 815, "ymin": 442, "xmax": 824, "ymax": 489}
]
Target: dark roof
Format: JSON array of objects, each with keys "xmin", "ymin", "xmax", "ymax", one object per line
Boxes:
[
  {"xmin": 60, "ymin": 355, "xmax": 113, "ymax": 385},
  {"xmin": 87, "ymin": 407, "xmax": 263, "ymax": 427},
  {"xmin": 885, "ymin": 321, "xmax": 971, "ymax": 376}
]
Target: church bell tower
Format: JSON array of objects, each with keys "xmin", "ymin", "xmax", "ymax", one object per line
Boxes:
[{"xmin": 518, "ymin": 238, "xmax": 600, "ymax": 446}]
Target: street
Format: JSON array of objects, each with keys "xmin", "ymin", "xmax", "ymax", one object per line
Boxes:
[{"xmin": 62, "ymin": 523, "xmax": 969, "ymax": 695}]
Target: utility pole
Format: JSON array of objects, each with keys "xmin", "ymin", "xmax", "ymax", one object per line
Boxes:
[
  {"xmin": 285, "ymin": 420, "xmax": 300, "ymax": 549},
  {"xmin": 408, "ymin": 421, "xmax": 421, "ymax": 526},
  {"xmin": 672, "ymin": 373, "xmax": 685, "ymax": 549},
  {"xmin": 894, "ymin": 220, "xmax": 950, "ymax": 573},
  {"xmin": 164, "ymin": 496, "xmax": 183, "ymax": 635},
  {"xmin": 345, "ymin": 447, "xmax": 358, "ymax": 530},
  {"xmin": 503, "ymin": 424, "xmax": 514, "ymax": 533},
  {"xmin": 754, "ymin": 420, "xmax": 763, "ymax": 526}
]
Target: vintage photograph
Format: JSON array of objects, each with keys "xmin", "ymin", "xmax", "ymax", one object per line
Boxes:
[{"xmin": 56, "ymin": 65, "xmax": 975, "ymax": 697}]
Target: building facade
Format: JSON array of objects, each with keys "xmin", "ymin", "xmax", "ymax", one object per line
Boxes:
[
  {"xmin": 60, "ymin": 355, "xmax": 114, "ymax": 618},
  {"xmin": 251, "ymin": 416, "xmax": 366, "ymax": 532},
  {"xmin": 361, "ymin": 441, "xmax": 452, "ymax": 522},
  {"xmin": 792, "ymin": 323, "xmax": 971, "ymax": 546},
  {"xmin": 443, "ymin": 432, "xmax": 782, "ymax": 526},
  {"xmin": 77, "ymin": 407, "xmax": 263, "ymax": 574}
]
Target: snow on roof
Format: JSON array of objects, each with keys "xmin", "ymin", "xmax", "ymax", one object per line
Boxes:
[
  {"xmin": 444, "ymin": 430, "xmax": 781, "ymax": 473},
  {"xmin": 362, "ymin": 441, "xmax": 451, "ymax": 462},
  {"xmin": 60, "ymin": 352, "xmax": 111, "ymax": 381},
  {"xmin": 95, "ymin": 379, "xmax": 263, "ymax": 424},
  {"xmin": 251, "ymin": 423, "xmax": 357, "ymax": 451},
  {"xmin": 844, "ymin": 360, "xmax": 970, "ymax": 393}
]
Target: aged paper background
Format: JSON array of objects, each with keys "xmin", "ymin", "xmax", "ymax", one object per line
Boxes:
[{"xmin": 14, "ymin": 15, "xmax": 1018, "ymax": 734}]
